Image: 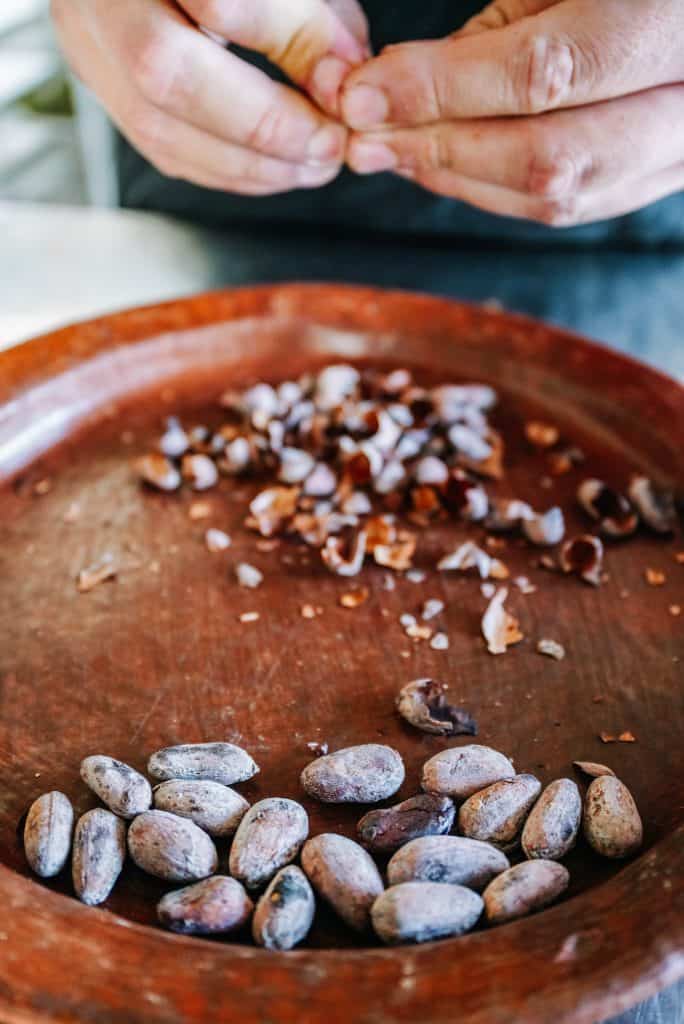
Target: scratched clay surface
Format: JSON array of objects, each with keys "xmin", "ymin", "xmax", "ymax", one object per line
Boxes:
[{"xmin": 0, "ymin": 287, "xmax": 681, "ymax": 1024}]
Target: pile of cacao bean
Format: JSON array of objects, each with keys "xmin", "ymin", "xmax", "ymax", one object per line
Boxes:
[
  {"xmin": 23, "ymin": 735, "xmax": 642, "ymax": 948},
  {"xmin": 134, "ymin": 364, "xmax": 677, "ymax": 588}
]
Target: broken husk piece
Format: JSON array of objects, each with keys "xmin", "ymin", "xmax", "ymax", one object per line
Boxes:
[{"xmin": 396, "ymin": 679, "xmax": 477, "ymax": 737}]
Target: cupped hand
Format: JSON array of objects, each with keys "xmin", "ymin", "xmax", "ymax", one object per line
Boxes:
[
  {"xmin": 343, "ymin": 0, "xmax": 684, "ymax": 226},
  {"xmin": 51, "ymin": 0, "xmax": 369, "ymax": 195}
]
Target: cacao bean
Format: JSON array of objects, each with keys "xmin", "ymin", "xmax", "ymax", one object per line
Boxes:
[
  {"xmin": 387, "ymin": 835, "xmax": 509, "ymax": 891},
  {"xmin": 421, "ymin": 744, "xmax": 515, "ymax": 800},
  {"xmin": 229, "ymin": 798, "xmax": 308, "ymax": 890},
  {"xmin": 458, "ymin": 774, "xmax": 541, "ymax": 851},
  {"xmin": 24, "ymin": 791, "xmax": 74, "ymax": 878},
  {"xmin": 301, "ymin": 833, "xmax": 383, "ymax": 932},
  {"xmin": 521, "ymin": 778, "xmax": 581, "ymax": 861},
  {"xmin": 582, "ymin": 775, "xmax": 643, "ymax": 858},
  {"xmin": 483, "ymin": 859, "xmax": 569, "ymax": 924},
  {"xmin": 80, "ymin": 755, "xmax": 152, "ymax": 819},
  {"xmin": 72, "ymin": 808, "xmax": 127, "ymax": 906},
  {"xmin": 128, "ymin": 809, "xmax": 218, "ymax": 881},
  {"xmin": 153, "ymin": 779, "xmax": 249, "ymax": 837},
  {"xmin": 300, "ymin": 744, "xmax": 404, "ymax": 803},
  {"xmin": 252, "ymin": 865, "xmax": 315, "ymax": 950},
  {"xmin": 357, "ymin": 794, "xmax": 455, "ymax": 854},
  {"xmin": 372, "ymin": 881, "xmax": 483, "ymax": 945},
  {"xmin": 148, "ymin": 742, "xmax": 258, "ymax": 786},
  {"xmin": 158, "ymin": 876, "xmax": 253, "ymax": 935}
]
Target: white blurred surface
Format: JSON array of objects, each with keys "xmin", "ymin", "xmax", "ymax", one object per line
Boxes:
[{"xmin": 0, "ymin": 201, "xmax": 223, "ymax": 348}]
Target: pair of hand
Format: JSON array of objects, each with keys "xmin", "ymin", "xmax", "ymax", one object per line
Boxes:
[{"xmin": 52, "ymin": 0, "xmax": 684, "ymax": 226}]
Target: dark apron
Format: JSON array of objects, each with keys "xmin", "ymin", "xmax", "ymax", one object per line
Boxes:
[{"xmin": 117, "ymin": 1, "xmax": 684, "ymax": 246}]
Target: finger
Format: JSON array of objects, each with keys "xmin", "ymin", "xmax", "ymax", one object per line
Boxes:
[
  {"xmin": 121, "ymin": 101, "xmax": 342, "ymax": 192},
  {"xmin": 102, "ymin": 0, "xmax": 347, "ymax": 165},
  {"xmin": 397, "ymin": 161, "xmax": 684, "ymax": 228},
  {"xmin": 327, "ymin": 0, "xmax": 371, "ymax": 52},
  {"xmin": 340, "ymin": 0, "xmax": 684, "ymax": 129},
  {"xmin": 179, "ymin": 0, "xmax": 366, "ymax": 112},
  {"xmin": 136, "ymin": 154, "xmax": 337, "ymax": 195},
  {"xmin": 348, "ymin": 85, "xmax": 684, "ymax": 198}
]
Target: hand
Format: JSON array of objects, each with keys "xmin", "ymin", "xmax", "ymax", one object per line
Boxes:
[
  {"xmin": 342, "ymin": 0, "xmax": 684, "ymax": 226},
  {"xmin": 52, "ymin": 0, "xmax": 369, "ymax": 195}
]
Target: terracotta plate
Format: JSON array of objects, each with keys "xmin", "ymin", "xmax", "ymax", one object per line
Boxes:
[{"xmin": 0, "ymin": 285, "xmax": 682, "ymax": 1024}]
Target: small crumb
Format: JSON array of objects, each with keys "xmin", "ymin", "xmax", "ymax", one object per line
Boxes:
[
  {"xmin": 600, "ymin": 730, "xmax": 637, "ymax": 744},
  {"xmin": 484, "ymin": 536, "xmax": 506, "ymax": 552},
  {"xmin": 120, "ymin": 430, "xmax": 135, "ymax": 445},
  {"xmin": 538, "ymin": 554, "xmax": 557, "ymax": 572},
  {"xmin": 256, "ymin": 539, "xmax": 281, "ymax": 553},
  {"xmin": 236, "ymin": 563, "xmax": 263, "ymax": 589},
  {"xmin": 34, "ymin": 772, "xmax": 41, "ymax": 779},
  {"xmin": 537, "ymin": 638, "xmax": 565, "ymax": 661},
  {"xmin": 149, "ymin": 561, "xmax": 161, "ymax": 574},
  {"xmin": 189, "ymin": 501, "xmax": 212, "ymax": 521},
  {"xmin": 383, "ymin": 574, "xmax": 396, "ymax": 592},
  {"xmin": 405, "ymin": 569, "xmax": 427, "ymax": 584},
  {"xmin": 63, "ymin": 501, "xmax": 81, "ymax": 523},
  {"xmin": 525, "ymin": 421, "xmax": 559, "ymax": 449},
  {"xmin": 399, "ymin": 613, "xmax": 416, "ymax": 629},
  {"xmin": 669, "ymin": 604, "xmax": 681, "ymax": 616},
  {"xmin": 239, "ymin": 611, "xmax": 260, "ymax": 623},
  {"xmin": 77, "ymin": 555, "xmax": 117, "ymax": 593},
  {"xmin": 539, "ymin": 476, "xmax": 553, "ymax": 490},
  {"xmin": 430, "ymin": 632, "xmax": 449, "ymax": 651},
  {"xmin": 675, "ymin": 552, "xmax": 684, "ymax": 564},
  {"xmin": 339, "ymin": 588, "xmax": 369, "ymax": 609},
  {"xmin": 33, "ymin": 478, "xmax": 52, "ymax": 496},
  {"xmin": 481, "ymin": 582, "xmax": 496, "ymax": 599},
  {"xmin": 306, "ymin": 741, "xmax": 328, "ymax": 757},
  {"xmin": 399, "ymin": 651, "xmax": 411, "ymax": 659},
  {"xmin": 406, "ymin": 624, "xmax": 433, "ymax": 641},
  {"xmin": 205, "ymin": 528, "xmax": 231, "ymax": 553},
  {"xmin": 592, "ymin": 695, "xmax": 604, "ymax": 704},
  {"xmin": 513, "ymin": 575, "xmax": 537, "ymax": 595},
  {"xmin": 645, "ymin": 568, "xmax": 666, "ymax": 586},
  {"xmin": 421, "ymin": 598, "xmax": 444, "ymax": 621},
  {"xmin": 301, "ymin": 604, "xmax": 317, "ymax": 619},
  {"xmin": 619, "ymin": 589, "xmax": 630, "ymax": 599}
]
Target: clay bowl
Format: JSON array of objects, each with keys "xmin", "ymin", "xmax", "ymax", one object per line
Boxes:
[{"xmin": 0, "ymin": 284, "xmax": 682, "ymax": 1024}]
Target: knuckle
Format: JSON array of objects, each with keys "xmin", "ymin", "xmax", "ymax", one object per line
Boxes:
[
  {"xmin": 129, "ymin": 24, "xmax": 187, "ymax": 108},
  {"xmin": 128, "ymin": 105, "xmax": 168, "ymax": 154},
  {"xmin": 524, "ymin": 125, "xmax": 595, "ymax": 200},
  {"xmin": 526, "ymin": 147, "xmax": 579, "ymax": 199},
  {"xmin": 274, "ymin": 18, "xmax": 324, "ymax": 70},
  {"xmin": 516, "ymin": 34, "xmax": 579, "ymax": 114},
  {"xmin": 245, "ymin": 103, "xmax": 291, "ymax": 155},
  {"xmin": 535, "ymin": 194, "xmax": 581, "ymax": 228}
]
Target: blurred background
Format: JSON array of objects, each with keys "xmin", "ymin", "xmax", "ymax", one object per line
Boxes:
[{"xmin": 1, "ymin": 0, "xmax": 87, "ymax": 204}]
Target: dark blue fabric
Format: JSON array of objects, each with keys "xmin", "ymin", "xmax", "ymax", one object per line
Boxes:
[{"xmin": 118, "ymin": 1, "xmax": 684, "ymax": 244}]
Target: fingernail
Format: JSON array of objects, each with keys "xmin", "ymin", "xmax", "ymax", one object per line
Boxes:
[
  {"xmin": 306, "ymin": 124, "xmax": 346, "ymax": 166},
  {"xmin": 341, "ymin": 84, "xmax": 389, "ymax": 130},
  {"xmin": 309, "ymin": 56, "xmax": 351, "ymax": 117},
  {"xmin": 349, "ymin": 140, "xmax": 397, "ymax": 174},
  {"xmin": 297, "ymin": 163, "xmax": 340, "ymax": 187}
]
